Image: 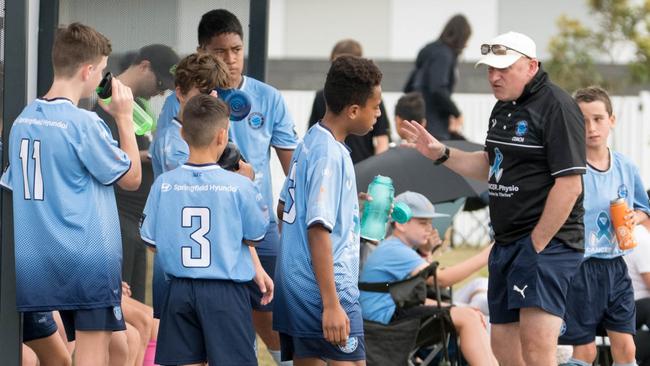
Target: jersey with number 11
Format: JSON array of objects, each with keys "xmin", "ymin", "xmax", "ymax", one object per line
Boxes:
[{"xmin": 0, "ymin": 98, "xmax": 131, "ymax": 311}]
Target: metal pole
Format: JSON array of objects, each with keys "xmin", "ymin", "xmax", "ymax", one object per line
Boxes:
[
  {"xmin": 1, "ymin": 0, "xmax": 28, "ymax": 363},
  {"xmin": 247, "ymin": 0, "xmax": 269, "ymax": 82},
  {"xmin": 37, "ymin": 0, "xmax": 59, "ymax": 97}
]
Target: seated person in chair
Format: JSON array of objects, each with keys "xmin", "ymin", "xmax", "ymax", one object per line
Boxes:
[{"xmin": 359, "ymin": 191, "xmax": 497, "ymax": 366}]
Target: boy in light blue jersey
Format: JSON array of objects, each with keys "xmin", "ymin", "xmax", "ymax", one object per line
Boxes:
[
  {"xmin": 559, "ymin": 86, "xmax": 650, "ymax": 366},
  {"xmin": 141, "ymin": 94, "xmax": 271, "ymax": 365},
  {"xmin": 154, "ymin": 9, "xmax": 298, "ymax": 363},
  {"xmin": 148, "ymin": 52, "xmax": 230, "ymax": 319},
  {"xmin": 274, "ymin": 56, "xmax": 382, "ymax": 364},
  {"xmin": 0, "ymin": 23, "xmax": 141, "ymax": 366}
]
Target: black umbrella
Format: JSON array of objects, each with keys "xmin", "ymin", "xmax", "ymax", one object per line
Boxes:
[{"xmin": 354, "ymin": 140, "xmax": 488, "ymax": 204}]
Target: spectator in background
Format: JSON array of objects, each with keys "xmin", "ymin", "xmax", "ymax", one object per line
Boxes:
[
  {"xmin": 308, "ymin": 39, "xmax": 390, "ymax": 163},
  {"xmin": 393, "ymin": 91, "xmax": 426, "ymax": 145},
  {"xmin": 404, "ymin": 14, "xmax": 471, "ymax": 140},
  {"xmin": 93, "ymin": 44, "xmax": 180, "ymax": 302}
]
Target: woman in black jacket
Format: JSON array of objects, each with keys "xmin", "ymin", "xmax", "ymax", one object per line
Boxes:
[{"xmin": 405, "ymin": 14, "xmax": 471, "ymax": 140}]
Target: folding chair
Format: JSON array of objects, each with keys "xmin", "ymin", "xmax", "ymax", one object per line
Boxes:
[{"xmin": 360, "ymin": 262, "xmax": 458, "ymax": 366}]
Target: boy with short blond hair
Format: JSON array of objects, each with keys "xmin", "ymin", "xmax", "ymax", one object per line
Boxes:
[{"xmin": 1, "ymin": 22, "xmax": 141, "ymax": 366}]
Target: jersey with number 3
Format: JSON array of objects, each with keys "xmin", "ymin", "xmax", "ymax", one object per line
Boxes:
[
  {"xmin": 140, "ymin": 164, "xmax": 268, "ymax": 281},
  {"xmin": 0, "ymin": 98, "xmax": 131, "ymax": 311},
  {"xmin": 273, "ymin": 123, "xmax": 362, "ymax": 338}
]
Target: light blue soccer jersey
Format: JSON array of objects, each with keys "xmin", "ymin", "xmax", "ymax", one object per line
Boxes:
[
  {"xmin": 156, "ymin": 77, "xmax": 298, "ymax": 256},
  {"xmin": 149, "ymin": 118, "xmax": 188, "ymax": 179},
  {"xmin": 0, "ymin": 98, "xmax": 130, "ymax": 311},
  {"xmin": 359, "ymin": 237, "xmax": 426, "ymax": 324},
  {"xmin": 140, "ymin": 163, "xmax": 268, "ymax": 280},
  {"xmin": 273, "ymin": 123, "xmax": 362, "ymax": 338},
  {"xmin": 154, "ymin": 93, "xmax": 179, "ymax": 136},
  {"xmin": 584, "ymin": 150, "xmax": 650, "ymax": 258}
]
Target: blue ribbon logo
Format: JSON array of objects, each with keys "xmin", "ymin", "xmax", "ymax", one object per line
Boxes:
[
  {"xmin": 489, "ymin": 148, "xmax": 504, "ymax": 183},
  {"xmin": 596, "ymin": 211, "xmax": 612, "ymax": 240}
]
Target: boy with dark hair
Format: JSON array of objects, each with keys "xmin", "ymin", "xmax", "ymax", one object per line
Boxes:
[
  {"xmin": 559, "ymin": 86, "xmax": 650, "ymax": 366},
  {"xmin": 140, "ymin": 94, "xmax": 269, "ymax": 366},
  {"xmin": 155, "ymin": 9, "xmax": 298, "ymax": 363},
  {"xmin": 1, "ymin": 22, "xmax": 141, "ymax": 366},
  {"xmin": 394, "ymin": 92, "xmax": 426, "ymax": 142},
  {"xmin": 274, "ymin": 55, "xmax": 382, "ymax": 365},
  {"xmin": 307, "ymin": 39, "xmax": 390, "ymax": 164},
  {"xmin": 93, "ymin": 43, "xmax": 179, "ymax": 303}
]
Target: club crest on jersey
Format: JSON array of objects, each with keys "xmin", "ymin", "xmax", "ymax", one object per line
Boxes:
[
  {"xmin": 338, "ymin": 336, "xmax": 359, "ymax": 354},
  {"xmin": 247, "ymin": 112, "xmax": 265, "ymax": 129},
  {"xmin": 515, "ymin": 120, "xmax": 528, "ymax": 137},
  {"xmin": 618, "ymin": 184, "xmax": 628, "ymax": 199},
  {"xmin": 113, "ymin": 306, "xmax": 123, "ymax": 321}
]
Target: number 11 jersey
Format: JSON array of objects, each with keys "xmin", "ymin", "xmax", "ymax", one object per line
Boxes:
[{"xmin": 0, "ymin": 98, "xmax": 131, "ymax": 311}]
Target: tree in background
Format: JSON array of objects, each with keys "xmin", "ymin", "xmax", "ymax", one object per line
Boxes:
[{"xmin": 547, "ymin": 0, "xmax": 650, "ymax": 93}]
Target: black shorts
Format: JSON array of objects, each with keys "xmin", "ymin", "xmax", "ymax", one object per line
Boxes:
[
  {"xmin": 559, "ymin": 257, "xmax": 636, "ymax": 345},
  {"xmin": 59, "ymin": 306, "xmax": 126, "ymax": 341},
  {"xmin": 156, "ymin": 278, "xmax": 256, "ymax": 365},
  {"xmin": 488, "ymin": 235, "xmax": 583, "ymax": 324},
  {"xmin": 22, "ymin": 311, "xmax": 58, "ymax": 342}
]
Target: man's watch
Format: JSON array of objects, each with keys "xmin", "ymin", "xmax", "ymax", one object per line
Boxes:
[{"xmin": 434, "ymin": 145, "xmax": 450, "ymax": 165}]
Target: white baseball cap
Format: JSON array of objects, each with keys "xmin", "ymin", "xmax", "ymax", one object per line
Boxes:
[{"xmin": 475, "ymin": 32, "xmax": 537, "ymax": 69}]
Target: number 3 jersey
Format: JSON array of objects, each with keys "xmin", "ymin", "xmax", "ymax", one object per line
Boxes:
[
  {"xmin": 0, "ymin": 98, "xmax": 131, "ymax": 311},
  {"xmin": 140, "ymin": 163, "xmax": 268, "ymax": 281}
]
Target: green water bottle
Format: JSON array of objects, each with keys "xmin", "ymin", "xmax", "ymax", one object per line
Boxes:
[
  {"xmin": 361, "ymin": 175, "xmax": 395, "ymax": 241},
  {"xmin": 96, "ymin": 72, "xmax": 153, "ymax": 136}
]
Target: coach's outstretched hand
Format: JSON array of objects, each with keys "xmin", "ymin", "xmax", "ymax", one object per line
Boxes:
[{"xmin": 400, "ymin": 120, "xmax": 447, "ymax": 162}]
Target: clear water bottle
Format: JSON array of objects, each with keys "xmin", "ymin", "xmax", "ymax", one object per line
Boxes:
[
  {"xmin": 361, "ymin": 175, "xmax": 395, "ymax": 241},
  {"xmin": 96, "ymin": 73, "xmax": 153, "ymax": 136}
]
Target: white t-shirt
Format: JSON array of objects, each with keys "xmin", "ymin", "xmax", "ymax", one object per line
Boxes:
[{"xmin": 624, "ymin": 225, "xmax": 650, "ymax": 300}]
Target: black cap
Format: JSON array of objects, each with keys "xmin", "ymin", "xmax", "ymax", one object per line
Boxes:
[{"xmin": 134, "ymin": 44, "xmax": 180, "ymax": 91}]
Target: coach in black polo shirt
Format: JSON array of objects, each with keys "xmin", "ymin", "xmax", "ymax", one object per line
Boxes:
[{"xmin": 401, "ymin": 32, "xmax": 586, "ymax": 366}]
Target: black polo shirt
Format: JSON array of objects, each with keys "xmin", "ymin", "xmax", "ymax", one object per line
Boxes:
[{"xmin": 485, "ymin": 66, "xmax": 586, "ymax": 250}]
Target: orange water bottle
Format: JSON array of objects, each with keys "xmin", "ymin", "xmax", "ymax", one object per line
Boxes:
[{"xmin": 610, "ymin": 198, "xmax": 637, "ymax": 250}]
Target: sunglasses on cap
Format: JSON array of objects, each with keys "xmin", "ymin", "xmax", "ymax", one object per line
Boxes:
[{"xmin": 481, "ymin": 44, "xmax": 531, "ymax": 59}]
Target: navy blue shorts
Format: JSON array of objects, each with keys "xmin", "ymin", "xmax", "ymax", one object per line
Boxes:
[
  {"xmin": 559, "ymin": 256, "xmax": 636, "ymax": 345},
  {"xmin": 247, "ymin": 254, "xmax": 276, "ymax": 311},
  {"xmin": 156, "ymin": 277, "xmax": 256, "ymax": 366},
  {"xmin": 59, "ymin": 306, "xmax": 126, "ymax": 342},
  {"xmin": 280, "ymin": 333, "xmax": 366, "ymax": 362},
  {"xmin": 22, "ymin": 311, "xmax": 58, "ymax": 342},
  {"xmin": 488, "ymin": 235, "xmax": 583, "ymax": 324}
]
